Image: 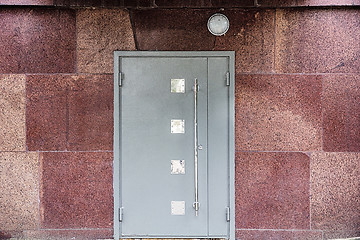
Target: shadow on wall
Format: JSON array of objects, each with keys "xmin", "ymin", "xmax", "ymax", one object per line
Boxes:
[{"xmin": 0, "ymin": 231, "xmax": 12, "ymax": 239}]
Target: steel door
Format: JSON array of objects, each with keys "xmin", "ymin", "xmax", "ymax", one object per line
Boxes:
[{"xmin": 114, "ymin": 51, "xmax": 235, "ymax": 239}]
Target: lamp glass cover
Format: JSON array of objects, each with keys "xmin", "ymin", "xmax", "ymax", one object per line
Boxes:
[{"xmin": 207, "ymin": 13, "xmax": 229, "ymax": 36}]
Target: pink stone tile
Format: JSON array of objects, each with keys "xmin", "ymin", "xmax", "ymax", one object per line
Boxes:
[
  {"xmin": 236, "ymin": 229, "xmax": 323, "ymax": 240},
  {"xmin": 0, "ymin": 152, "xmax": 39, "ymax": 231},
  {"xmin": 323, "ymin": 74, "xmax": 360, "ymax": 152},
  {"xmin": 0, "ymin": 0, "xmax": 53, "ymax": 4},
  {"xmin": 348, "ymin": 89, "xmax": 360, "ymax": 151},
  {"xmin": 155, "ymin": 0, "xmax": 254, "ymax": 7},
  {"xmin": 259, "ymin": 0, "xmax": 353, "ymax": 6},
  {"xmin": 133, "ymin": 9, "xmax": 215, "ymax": 51},
  {"xmin": 324, "ymin": 230, "xmax": 360, "ymax": 239},
  {"xmin": 55, "ymin": 0, "xmax": 152, "ymax": 7},
  {"xmin": 54, "ymin": 0, "xmax": 101, "ymax": 7},
  {"xmin": 275, "ymin": 9, "xmax": 360, "ymax": 73},
  {"xmin": 77, "ymin": 9, "xmax": 135, "ymax": 73},
  {"xmin": 0, "ymin": 75, "xmax": 26, "ymax": 151},
  {"xmin": 0, "ymin": 231, "xmax": 13, "ymax": 239},
  {"xmin": 26, "ymin": 75, "xmax": 67, "ymax": 151},
  {"xmin": 213, "ymin": 9, "xmax": 275, "ymax": 73},
  {"xmin": 301, "ymin": 0, "xmax": 353, "ymax": 5},
  {"xmin": 236, "ymin": 152, "xmax": 310, "ymax": 229},
  {"xmin": 23, "ymin": 229, "xmax": 113, "ymax": 240},
  {"xmin": 0, "ymin": 230, "xmax": 23, "ymax": 239},
  {"xmin": 236, "ymin": 74, "xmax": 322, "ymax": 151},
  {"xmin": 67, "ymin": 74, "xmax": 113, "ymax": 151},
  {"xmin": 27, "ymin": 74, "xmax": 113, "ymax": 151},
  {"xmin": 210, "ymin": 0, "xmax": 254, "ymax": 6},
  {"xmin": 155, "ymin": 0, "xmax": 213, "ymax": 7},
  {"xmin": 257, "ymin": 0, "xmax": 297, "ymax": 6},
  {"xmin": 0, "ymin": 10, "xmax": 28, "ymax": 73},
  {"xmin": 311, "ymin": 152, "xmax": 360, "ymax": 232},
  {"xmin": 124, "ymin": 0, "xmax": 153, "ymax": 7},
  {"xmin": 40, "ymin": 152, "xmax": 113, "ymax": 229},
  {"xmin": 0, "ymin": 9, "xmax": 75, "ymax": 73}
]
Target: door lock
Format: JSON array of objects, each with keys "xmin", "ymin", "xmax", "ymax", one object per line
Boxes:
[{"xmin": 198, "ymin": 145, "xmax": 203, "ymax": 150}]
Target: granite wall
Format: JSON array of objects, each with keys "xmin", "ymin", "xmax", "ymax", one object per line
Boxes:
[{"xmin": 0, "ymin": 2, "xmax": 359, "ymax": 240}]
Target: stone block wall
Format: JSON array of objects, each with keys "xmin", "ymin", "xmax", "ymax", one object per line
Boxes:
[{"xmin": 0, "ymin": 2, "xmax": 359, "ymax": 240}]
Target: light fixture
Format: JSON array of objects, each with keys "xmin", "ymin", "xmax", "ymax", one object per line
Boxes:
[{"xmin": 207, "ymin": 13, "xmax": 229, "ymax": 36}]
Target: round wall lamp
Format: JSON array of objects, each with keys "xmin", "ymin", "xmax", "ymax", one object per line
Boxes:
[{"xmin": 207, "ymin": 13, "xmax": 229, "ymax": 36}]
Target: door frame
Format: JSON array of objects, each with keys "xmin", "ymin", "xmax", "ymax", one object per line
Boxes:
[{"xmin": 113, "ymin": 51, "xmax": 235, "ymax": 240}]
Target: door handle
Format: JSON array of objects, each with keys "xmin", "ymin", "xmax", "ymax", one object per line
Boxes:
[{"xmin": 193, "ymin": 78, "xmax": 200, "ymax": 216}]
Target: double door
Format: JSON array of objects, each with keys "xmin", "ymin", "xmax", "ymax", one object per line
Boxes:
[{"xmin": 113, "ymin": 51, "xmax": 235, "ymax": 239}]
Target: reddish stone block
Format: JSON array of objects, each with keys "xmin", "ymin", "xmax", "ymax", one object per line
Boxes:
[
  {"xmin": 155, "ymin": 0, "xmax": 253, "ymax": 7},
  {"xmin": 155, "ymin": 0, "xmax": 254, "ymax": 7},
  {"xmin": 213, "ymin": 9, "xmax": 275, "ymax": 73},
  {"xmin": 323, "ymin": 74, "xmax": 360, "ymax": 152},
  {"xmin": 236, "ymin": 229, "xmax": 323, "ymax": 240},
  {"xmin": 257, "ymin": 0, "xmax": 297, "ymax": 6},
  {"xmin": 259, "ymin": 0, "xmax": 353, "ymax": 6},
  {"xmin": 26, "ymin": 75, "xmax": 68, "ymax": 151},
  {"xmin": 0, "ymin": 75, "xmax": 26, "ymax": 151},
  {"xmin": 155, "ymin": 0, "xmax": 212, "ymax": 7},
  {"xmin": 54, "ymin": 0, "xmax": 103, "ymax": 6},
  {"xmin": 324, "ymin": 230, "xmax": 360, "ymax": 239},
  {"xmin": 67, "ymin": 74, "xmax": 113, "ymax": 151},
  {"xmin": 275, "ymin": 9, "xmax": 360, "ymax": 73},
  {"xmin": 324, "ymin": 228, "xmax": 360, "ymax": 240},
  {"xmin": 27, "ymin": 74, "xmax": 114, "ymax": 151},
  {"xmin": 40, "ymin": 152, "xmax": 113, "ymax": 229},
  {"xmin": 77, "ymin": 9, "xmax": 135, "ymax": 73},
  {"xmin": 0, "ymin": 231, "xmax": 13, "ymax": 239},
  {"xmin": 236, "ymin": 152, "xmax": 310, "ymax": 229},
  {"xmin": 24, "ymin": 229, "xmax": 113, "ymax": 240},
  {"xmin": 0, "ymin": 230, "xmax": 23, "ymax": 239},
  {"xmin": 348, "ymin": 90, "xmax": 360, "ymax": 151},
  {"xmin": 311, "ymin": 153, "xmax": 360, "ymax": 232},
  {"xmin": 236, "ymin": 74, "xmax": 322, "ymax": 151},
  {"xmin": 0, "ymin": 152, "xmax": 39, "ymax": 231},
  {"xmin": 133, "ymin": 9, "xmax": 275, "ymax": 73},
  {"xmin": 210, "ymin": 0, "xmax": 254, "ymax": 6},
  {"xmin": 54, "ymin": 0, "xmax": 152, "ymax": 7},
  {"xmin": 133, "ymin": 9, "xmax": 215, "ymax": 51},
  {"xmin": 0, "ymin": 9, "xmax": 75, "ymax": 73},
  {"xmin": 0, "ymin": 0, "xmax": 52, "ymax": 5},
  {"xmin": 302, "ymin": 0, "xmax": 353, "ymax": 5},
  {"xmin": 124, "ymin": 0, "xmax": 153, "ymax": 7}
]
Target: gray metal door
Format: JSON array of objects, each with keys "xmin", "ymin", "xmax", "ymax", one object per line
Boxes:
[{"xmin": 114, "ymin": 51, "xmax": 235, "ymax": 240}]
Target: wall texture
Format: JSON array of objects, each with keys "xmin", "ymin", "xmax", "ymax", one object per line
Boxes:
[{"xmin": 0, "ymin": 3, "xmax": 359, "ymax": 240}]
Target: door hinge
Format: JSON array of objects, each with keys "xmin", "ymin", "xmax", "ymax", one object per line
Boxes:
[
  {"xmin": 119, "ymin": 207, "xmax": 123, "ymax": 222},
  {"xmin": 118, "ymin": 72, "xmax": 123, "ymax": 87},
  {"xmin": 226, "ymin": 207, "xmax": 230, "ymax": 222},
  {"xmin": 226, "ymin": 72, "xmax": 230, "ymax": 86}
]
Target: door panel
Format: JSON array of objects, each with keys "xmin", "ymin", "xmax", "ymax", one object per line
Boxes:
[
  {"xmin": 121, "ymin": 57, "xmax": 208, "ymax": 236},
  {"xmin": 114, "ymin": 52, "xmax": 235, "ymax": 239},
  {"xmin": 208, "ymin": 57, "xmax": 230, "ymax": 236}
]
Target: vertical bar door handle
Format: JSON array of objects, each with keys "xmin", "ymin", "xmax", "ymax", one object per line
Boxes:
[{"xmin": 193, "ymin": 78, "xmax": 200, "ymax": 216}]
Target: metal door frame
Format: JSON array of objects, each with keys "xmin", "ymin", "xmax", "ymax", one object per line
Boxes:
[{"xmin": 113, "ymin": 51, "xmax": 235, "ymax": 240}]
